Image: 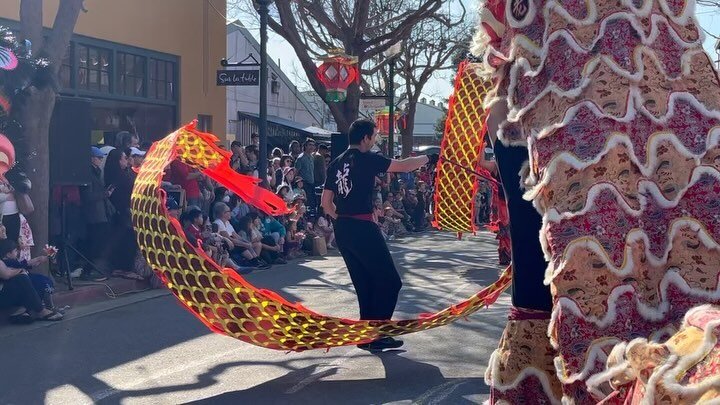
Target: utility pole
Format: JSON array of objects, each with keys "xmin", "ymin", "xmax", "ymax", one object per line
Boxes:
[{"xmin": 256, "ymin": 0, "xmax": 273, "ymax": 187}]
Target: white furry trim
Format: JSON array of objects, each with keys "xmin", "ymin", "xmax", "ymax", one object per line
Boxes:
[
  {"xmin": 544, "ymin": 166, "xmax": 720, "ymax": 222},
  {"xmin": 621, "ymin": 0, "xmax": 653, "ymax": 18},
  {"xmin": 507, "ymin": 46, "xmax": 709, "ymax": 124},
  {"xmin": 657, "ymin": 0, "xmax": 697, "ymax": 26},
  {"xmin": 551, "ymin": 341, "xmax": 616, "ymax": 384},
  {"xmin": 523, "ymin": 128, "xmax": 720, "ymax": 201},
  {"xmin": 553, "ymin": 270, "xmax": 720, "ymax": 329},
  {"xmin": 533, "ymin": 92, "xmax": 720, "ymax": 141},
  {"xmin": 543, "ymin": 218, "xmax": 720, "ymax": 283},
  {"xmin": 645, "ymin": 318, "xmax": 720, "ymax": 403},
  {"xmin": 585, "ymin": 359, "xmax": 631, "ymax": 399},
  {"xmin": 518, "ymin": 14, "xmax": 702, "ymax": 80},
  {"xmin": 485, "ymin": 348, "xmax": 563, "ymax": 404},
  {"xmin": 479, "ymin": 6, "xmax": 704, "ymax": 85},
  {"xmin": 548, "ymin": 277, "xmax": 720, "ymax": 383}
]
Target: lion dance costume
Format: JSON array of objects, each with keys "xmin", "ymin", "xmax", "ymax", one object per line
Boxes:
[{"xmin": 471, "ymin": 0, "xmax": 720, "ymax": 402}]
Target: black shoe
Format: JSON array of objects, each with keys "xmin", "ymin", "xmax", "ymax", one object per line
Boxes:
[{"xmin": 357, "ymin": 337, "xmax": 404, "ymax": 352}]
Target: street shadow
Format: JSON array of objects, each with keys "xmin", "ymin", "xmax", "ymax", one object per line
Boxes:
[{"xmin": 185, "ymin": 351, "xmax": 488, "ymax": 405}]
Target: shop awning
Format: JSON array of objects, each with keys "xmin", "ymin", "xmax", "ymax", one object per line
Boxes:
[{"xmin": 236, "ymin": 112, "xmax": 332, "ymax": 139}]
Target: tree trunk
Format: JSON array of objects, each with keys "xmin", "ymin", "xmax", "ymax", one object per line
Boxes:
[
  {"xmin": 18, "ymin": 87, "xmax": 56, "ymax": 275},
  {"xmin": 400, "ymin": 103, "xmax": 416, "ymax": 157}
]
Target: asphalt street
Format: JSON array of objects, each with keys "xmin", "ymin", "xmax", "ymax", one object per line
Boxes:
[{"xmin": 1, "ymin": 231, "xmax": 511, "ymax": 405}]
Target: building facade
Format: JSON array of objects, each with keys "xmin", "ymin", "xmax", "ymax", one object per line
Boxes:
[
  {"xmin": 226, "ymin": 21, "xmax": 329, "ymax": 147},
  {"xmin": 409, "ymin": 99, "xmax": 446, "ymax": 147},
  {"xmin": 0, "ymin": 0, "xmax": 227, "ymax": 144}
]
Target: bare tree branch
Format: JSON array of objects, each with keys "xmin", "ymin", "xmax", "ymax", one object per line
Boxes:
[
  {"xmin": 19, "ymin": 0, "xmax": 44, "ymax": 53},
  {"xmin": 44, "ymin": 0, "xmax": 85, "ymax": 73}
]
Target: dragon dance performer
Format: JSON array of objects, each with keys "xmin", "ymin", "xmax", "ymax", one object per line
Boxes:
[
  {"xmin": 321, "ymin": 119, "xmax": 438, "ymax": 352},
  {"xmin": 472, "ymin": 0, "xmax": 720, "ymax": 403}
]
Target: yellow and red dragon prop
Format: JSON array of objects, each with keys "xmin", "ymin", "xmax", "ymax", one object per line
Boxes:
[{"xmin": 131, "ymin": 122, "xmax": 511, "ymax": 352}]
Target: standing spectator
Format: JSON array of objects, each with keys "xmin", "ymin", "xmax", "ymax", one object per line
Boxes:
[
  {"xmin": 250, "ymin": 133, "xmax": 260, "ymax": 148},
  {"xmin": 230, "ymin": 141, "xmax": 249, "ymax": 173},
  {"xmin": 244, "ymin": 145, "xmax": 259, "ymax": 177},
  {"xmin": 80, "ymin": 147, "xmax": 113, "ymax": 278},
  {"xmin": 314, "ymin": 144, "xmax": 329, "ymax": 188},
  {"xmin": 129, "ymin": 147, "xmax": 146, "ymax": 169},
  {"xmin": 294, "ymin": 138, "xmax": 317, "ymax": 208},
  {"xmin": 276, "ymin": 155, "xmax": 292, "ymax": 186},
  {"xmin": 269, "ymin": 158, "xmax": 281, "ymax": 189},
  {"xmin": 115, "ymin": 130, "xmax": 139, "ymax": 150},
  {"xmin": 271, "ymin": 147, "xmax": 284, "ymax": 159},
  {"xmin": 169, "ymin": 160, "xmax": 203, "ymax": 208},
  {"xmin": 0, "ymin": 179, "xmax": 23, "ymax": 243},
  {"xmin": 104, "ymin": 148, "xmax": 141, "ymax": 280},
  {"xmin": 288, "ymin": 140, "xmax": 302, "ymax": 160}
]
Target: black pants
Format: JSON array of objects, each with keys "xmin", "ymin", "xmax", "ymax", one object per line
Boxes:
[
  {"xmin": 86, "ymin": 222, "xmax": 112, "ymax": 274},
  {"xmin": 303, "ymin": 182, "xmax": 317, "ymax": 210},
  {"xmin": 2, "ymin": 212, "xmax": 20, "ymax": 243},
  {"xmin": 335, "ymin": 217, "xmax": 401, "ymax": 320},
  {"xmin": 0, "ymin": 274, "xmax": 44, "ymax": 313}
]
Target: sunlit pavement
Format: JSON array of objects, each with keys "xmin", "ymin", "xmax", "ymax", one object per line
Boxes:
[{"xmin": 1, "ymin": 231, "xmax": 510, "ymax": 405}]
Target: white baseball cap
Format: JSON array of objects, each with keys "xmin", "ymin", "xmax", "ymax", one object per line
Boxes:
[{"xmin": 130, "ymin": 147, "xmax": 146, "ymax": 157}]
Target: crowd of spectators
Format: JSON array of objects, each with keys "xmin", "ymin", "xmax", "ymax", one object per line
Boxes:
[{"xmin": 0, "ymin": 127, "xmax": 493, "ymax": 325}]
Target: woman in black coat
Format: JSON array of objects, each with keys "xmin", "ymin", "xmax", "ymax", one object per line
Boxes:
[{"xmin": 103, "ymin": 149, "xmax": 141, "ymax": 279}]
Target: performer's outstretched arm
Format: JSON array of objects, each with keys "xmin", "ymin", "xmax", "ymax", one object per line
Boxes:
[{"xmin": 387, "ymin": 154, "xmax": 438, "ymax": 173}]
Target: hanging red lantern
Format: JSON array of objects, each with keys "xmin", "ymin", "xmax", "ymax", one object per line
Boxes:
[{"xmin": 316, "ymin": 49, "xmax": 359, "ymax": 103}]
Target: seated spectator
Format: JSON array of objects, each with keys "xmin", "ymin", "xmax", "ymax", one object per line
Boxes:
[
  {"xmin": 213, "ymin": 203, "xmax": 267, "ymax": 269},
  {"xmin": 316, "ymin": 208, "xmax": 336, "ymax": 249},
  {"xmin": 259, "ymin": 213, "xmax": 286, "ymax": 255},
  {"xmin": 284, "ymin": 219, "xmax": 306, "ymax": 260},
  {"xmin": 282, "ymin": 166, "xmax": 297, "ymax": 186},
  {"xmin": 392, "ymin": 191, "xmax": 415, "ymax": 232},
  {"xmin": 277, "ymin": 184, "xmax": 292, "ymax": 204},
  {"xmin": 0, "ymin": 242, "xmax": 63, "ymax": 324},
  {"xmin": 208, "ymin": 186, "xmax": 229, "ymax": 222},
  {"xmin": 247, "ymin": 213, "xmax": 286, "ymax": 265},
  {"xmin": 292, "ymin": 177, "xmax": 307, "ymax": 200},
  {"xmin": 229, "ymin": 194, "xmax": 250, "ymax": 222},
  {"xmin": 0, "ymin": 239, "xmax": 60, "ymax": 315},
  {"xmin": 383, "ymin": 194, "xmax": 408, "ymax": 237}
]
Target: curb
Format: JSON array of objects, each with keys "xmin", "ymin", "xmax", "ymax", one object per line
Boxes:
[{"xmin": 0, "ymin": 288, "xmax": 170, "ymax": 339}]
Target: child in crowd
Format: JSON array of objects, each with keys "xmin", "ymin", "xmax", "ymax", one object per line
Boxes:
[
  {"xmin": 315, "ymin": 208, "xmax": 336, "ymax": 249},
  {"xmin": 0, "ymin": 239, "xmax": 62, "ymax": 319},
  {"xmin": 284, "ymin": 220, "xmax": 306, "ymax": 259}
]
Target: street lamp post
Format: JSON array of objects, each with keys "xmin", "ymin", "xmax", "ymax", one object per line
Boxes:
[
  {"xmin": 255, "ymin": 0, "xmax": 273, "ymax": 187},
  {"xmin": 384, "ymin": 42, "xmax": 402, "ymax": 157}
]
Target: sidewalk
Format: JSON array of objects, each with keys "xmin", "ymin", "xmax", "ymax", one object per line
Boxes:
[{"xmin": 0, "ymin": 274, "xmax": 168, "ymax": 332}]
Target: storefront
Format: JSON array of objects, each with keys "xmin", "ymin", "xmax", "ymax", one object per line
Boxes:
[{"xmin": 56, "ymin": 34, "xmax": 180, "ymax": 145}]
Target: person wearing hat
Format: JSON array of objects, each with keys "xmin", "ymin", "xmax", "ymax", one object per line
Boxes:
[
  {"xmin": 129, "ymin": 147, "xmax": 146, "ymax": 169},
  {"xmin": 80, "ymin": 147, "xmax": 114, "ymax": 277},
  {"xmin": 291, "ymin": 176, "xmax": 307, "ymax": 201},
  {"xmin": 166, "ymin": 197, "xmax": 181, "ymax": 219},
  {"xmin": 321, "ymin": 118, "xmax": 437, "ymax": 352}
]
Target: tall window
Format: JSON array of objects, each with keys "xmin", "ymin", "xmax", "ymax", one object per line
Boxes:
[
  {"xmin": 149, "ymin": 58, "xmax": 176, "ymax": 101},
  {"xmin": 59, "ymin": 44, "xmax": 72, "ymax": 89},
  {"xmin": 117, "ymin": 52, "xmax": 146, "ymax": 97},
  {"xmin": 76, "ymin": 44, "xmax": 111, "ymax": 93}
]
